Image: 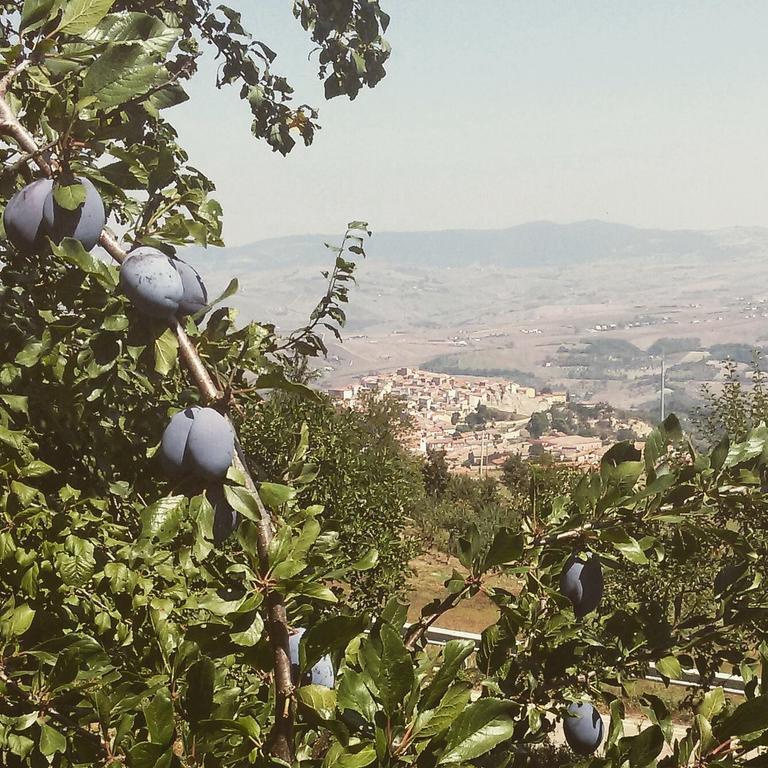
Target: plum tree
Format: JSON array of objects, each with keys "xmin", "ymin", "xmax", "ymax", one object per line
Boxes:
[
  {"xmin": 172, "ymin": 258, "xmax": 208, "ymax": 315},
  {"xmin": 559, "ymin": 552, "xmax": 603, "ymax": 617},
  {"xmin": 186, "ymin": 407, "xmax": 235, "ymax": 479},
  {"xmin": 288, "ymin": 628, "xmax": 335, "ymax": 688},
  {"xmin": 2, "ymin": 178, "xmax": 52, "ymax": 252},
  {"xmin": 120, "ymin": 247, "xmax": 185, "ymax": 318},
  {"xmin": 42, "ymin": 177, "xmax": 106, "ymax": 250},
  {"xmin": 562, "ymin": 702, "xmax": 604, "ymax": 755}
]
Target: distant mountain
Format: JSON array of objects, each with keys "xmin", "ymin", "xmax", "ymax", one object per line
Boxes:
[
  {"xmin": 181, "ymin": 221, "xmax": 768, "ymax": 332},
  {"xmin": 187, "ymin": 220, "xmax": 768, "ymax": 270}
]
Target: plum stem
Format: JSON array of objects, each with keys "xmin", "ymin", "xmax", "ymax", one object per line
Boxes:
[{"xmin": 0, "ymin": 75, "xmax": 296, "ymax": 763}]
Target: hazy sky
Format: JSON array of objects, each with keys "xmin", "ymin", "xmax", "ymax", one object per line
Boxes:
[{"xmin": 173, "ymin": 1, "xmax": 768, "ymax": 246}]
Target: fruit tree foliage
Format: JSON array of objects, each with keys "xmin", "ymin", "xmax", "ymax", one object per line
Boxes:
[{"xmin": 1, "ymin": 2, "xmax": 768, "ymax": 767}]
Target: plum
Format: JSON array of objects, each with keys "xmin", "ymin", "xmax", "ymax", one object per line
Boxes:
[
  {"xmin": 563, "ymin": 702, "xmax": 604, "ymax": 755},
  {"xmin": 185, "ymin": 407, "xmax": 234, "ymax": 480},
  {"xmin": 43, "ymin": 177, "xmax": 106, "ymax": 251},
  {"xmin": 208, "ymin": 485, "xmax": 239, "ymax": 544},
  {"xmin": 288, "ymin": 628, "xmax": 335, "ymax": 688},
  {"xmin": 171, "ymin": 259, "xmax": 208, "ymax": 315},
  {"xmin": 120, "ymin": 247, "xmax": 184, "ymax": 318},
  {"xmin": 3, "ymin": 179, "xmax": 53, "ymax": 252},
  {"xmin": 159, "ymin": 407, "xmax": 234, "ymax": 481},
  {"xmin": 560, "ymin": 553, "xmax": 603, "ymax": 618},
  {"xmin": 160, "ymin": 407, "xmax": 200, "ymax": 476}
]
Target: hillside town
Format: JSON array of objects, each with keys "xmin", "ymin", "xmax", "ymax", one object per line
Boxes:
[{"xmin": 327, "ymin": 368, "xmax": 651, "ymax": 472}]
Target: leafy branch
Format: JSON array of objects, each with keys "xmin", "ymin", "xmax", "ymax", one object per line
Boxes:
[
  {"xmin": 0, "ymin": 54, "xmax": 296, "ymax": 764},
  {"xmin": 270, "ymin": 221, "xmax": 371, "ymax": 365}
]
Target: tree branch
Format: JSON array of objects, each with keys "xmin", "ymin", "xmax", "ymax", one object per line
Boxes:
[{"xmin": 1, "ymin": 80, "xmax": 295, "ymax": 764}]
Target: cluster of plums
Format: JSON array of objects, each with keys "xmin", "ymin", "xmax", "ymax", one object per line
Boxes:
[
  {"xmin": 3, "ymin": 177, "xmax": 208, "ymax": 320},
  {"xmin": 558, "ymin": 552, "xmax": 605, "ymax": 754},
  {"xmin": 3, "ymin": 177, "xmax": 106, "ymax": 252},
  {"xmin": 160, "ymin": 406, "xmax": 238, "ymax": 542},
  {"xmin": 120, "ymin": 247, "xmax": 207, "ymax": 319}
]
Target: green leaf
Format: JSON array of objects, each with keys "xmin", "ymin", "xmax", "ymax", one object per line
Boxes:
[
  {"xmin": 377, "ymin": 623, "xmax": 414, "ymax": 718},
  {"xmin": 153, "ymin": 328, "xmax": 178, "ymax": 376},
  {"xmin": 258, "ymin": 482, "xmax": 296, "ymax": 508},
  {"xmin": 144, "ymin": 688, "xmax": 174, "ymax": 746},
  {"xmin": 626, "ymin": 724, "xmax": 664, "ymax": 768},
  {"xmin": 57, "ymin": 537, "xmax": 96, "ymax": 587},
  {"xmin": 222, "ymin": 485, "xmax": 262, "ymax": 523},
  {"xmin": 140, "ymin": 495, "xmax": 185, "ymax": 544},
  {"xmin": 482, "ymin": 528, "xmax": 523, "ymax": 570},
  {"xmin": 293, "ymin": 581, "xmax": 338, "ymax": 603},
  {"xmin": 82, "ymin": 43, "xmax": 162, "ymax": 108},
  {"xmin": 207, "ymin": 277, "xmax": 239, "ymax": 307},
  {"xmin": 57, "ymin": 0, "xmax": 116, "ymax": 34},
  {"xmin": 230, "ymin": 613, "xmax": 264, "ymax": 647},
  {"xmin": 438, "ymin": 698, "xmax": 516, "ymax": 764},
  {"xmin": 694, "ymin": 713, "xmax": 715, "ymax": 756},
  {"xmin": 19, "ymin": 460, "xmax": 55, "ymax": 477},
  {"xmin": 0, "ymin": 394, "xmax": 28, "ymax": 414},
  {"xmin": 15, "ymin": 340, "xmax": 43, "ymax": 367},
  {"xmin": 84, "ymin": 11, "xmax": 180, "ymax": 55},
  {"xmin": 719, "ymin": 694, "xmax": 768, "ymax": 737},
  {"xmin": 601, "ymin": 528, "xmax": 649, "ymax": 564},
  {"xmin": 302, "ymin": 615, "xmax": 367, "ymax": 667},
  {"xmin": 52, "ymin": 182, "xmax": 86, "ymax": 211},
  {"xmin": 697, "ymin": 687, "xmax": 725, "ymax": 720},
  {"xmin": 297, "ymin": 685, "xmax": 336, "ymax": 720},
  {"xmin": 185, "ymin": 658, "xmax": 215, "ymax": 725},
  {"xmin": 422, "ymin": 639, "xmax": 474, "ymax": 710},
  {"xmin": 323, "ymin": 743, "xmax": 377, "ymax": 768},
  {"xmin": 655, "ymin": 655, "xmax": 682, "ymax": 681},
  {"xmin": 127, "ymin": 742, "xmax": 167, "ymax": 768},
  {"xmin": 8, "ymin": 604, "xmax": 35, "ymax": 637},
  {"xmin": 337, "ymin": 670, "xmax": 376, "ymax": 722},
  {"xmin": 415, "ymin": 683, "xmax": 472, "ymax": 738},
  {"xmin": 349, "ymin": 548, "xmax": 379, "ymax": 571},
  {"xmin": 38, "ymin": 723, "xmax": 66, "ymax": 756},
  {"xmin": 20, "ymin": 0, "xmax": 55, "ymax": 31}
]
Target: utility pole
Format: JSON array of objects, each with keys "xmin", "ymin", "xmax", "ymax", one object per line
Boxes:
[
  {"xmin": 479, "ymin": 430, "xmax": 485, "ymax": 478},
  {"xmin": 660, "ymin": 354, "xmax": 666, "ymax": 423}
]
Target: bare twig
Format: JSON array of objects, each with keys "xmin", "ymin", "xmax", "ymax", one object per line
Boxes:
[{"xmin": 1, "ymin": 75, "xmax": 296, "ymax": 763}]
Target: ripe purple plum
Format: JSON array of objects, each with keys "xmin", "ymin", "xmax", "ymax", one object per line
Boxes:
[
  {"xmin": 3, "ymin": 179, "xmax": 53, "ymax": 252},
  {"xmin": 159, "ymin": 407, "xmax": 200, "ymax": 476},
  {"xmin": 120, "ymin": 247, "xmax": 184, "ymax": 318},
  {"xmin": 563, "ymin": 702, "xmax": 604, "ymax": 755},
  {"xmin": 288, "ymin": 628, "xmax": 335, "ymax": 688},
  {"xmin": 185, "ymin": 407, "xmax": 234, "ymax": 480},
  {"xmin": 559, "ymin": 553, "xmax": 603, "ymax": 618},
  {"xmin": 43, "ymin": 177, "xmax": 106, "ymax": 251},
  {"xmin": 171, "ymin": 258, "xmax": 208, "ymax": 315}
]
